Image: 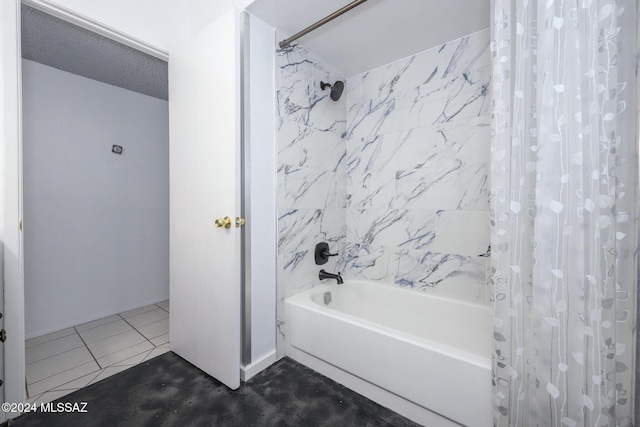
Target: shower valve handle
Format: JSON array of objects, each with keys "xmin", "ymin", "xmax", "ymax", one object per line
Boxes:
[
  {"xmin": 321, "ymin": 249, "xmax": 338, "ymax": 257},
  {"xmin": 315, "ymin": 242, "xmax": 338, "ymax": 265}
]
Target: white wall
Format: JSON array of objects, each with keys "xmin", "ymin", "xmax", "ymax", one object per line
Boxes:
[
  {"xmin": 187, "ymin": 0, "xmax": 255, "ymax": 37},
  {"xmin": 22, "ymin": 59, "xmax": 169, "ymax": 338},
  {"xmin": 28, "ymin": 0, "xmax": 260, "ymax": 51}
]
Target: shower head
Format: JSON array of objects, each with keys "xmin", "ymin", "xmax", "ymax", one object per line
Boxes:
[{"xmin": 320, "ymin": 80, "xmax": 344, "ymax": 101}]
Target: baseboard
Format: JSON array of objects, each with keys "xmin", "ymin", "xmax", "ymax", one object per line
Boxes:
[
  {"xmin": 240, "ymin": 350, "xmax": 277, "ymax": 382},
  {"xmin": 25, "ymin": 296, "xmax": 170, "ymax": 340}
]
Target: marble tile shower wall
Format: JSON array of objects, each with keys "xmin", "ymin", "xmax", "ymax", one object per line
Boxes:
[
  {"xmin": 276, "ymin": 40, "xmax": 346, "ymax": 352},
  {"xmin": 343, "ymin": 29, "xmax": 492, "ymax": 304},
  {"xmin": 276, "ymin": 29, "xmax": 492, "ymax": 345}
]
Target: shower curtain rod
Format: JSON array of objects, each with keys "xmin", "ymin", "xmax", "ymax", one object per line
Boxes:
[{"xmin": 278, "ymin": 0, "xmax": 369, "ymax": 48}]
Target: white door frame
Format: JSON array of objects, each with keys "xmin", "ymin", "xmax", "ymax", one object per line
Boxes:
[
  {"xmin": 0, "ymin": 0, "xmax": 169, "ymax": 416},
  {"xmin": 1, "ymin": 0, "xmax": 24, "ymax": 417},
  {"xmin": 22, "ymin": 0, "xmax": 168, "ymax": 61}
]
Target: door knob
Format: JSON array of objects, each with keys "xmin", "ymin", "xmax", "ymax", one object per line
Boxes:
[
  {"xmin": 235, "ymin": 217, "xmax": 246, "ymax": 228},
  {"xmin": 215, "ymin": 216, "xmax": 232, "ymax": 229}
]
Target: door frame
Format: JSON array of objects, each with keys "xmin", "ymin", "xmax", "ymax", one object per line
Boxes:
[
  {"xmin": 1, "ymin": 0, "xmax": 24, "ymax": 417},
  {"xmin": 0, "ymin": 0, "xmax": 170, "ymax": 415}
]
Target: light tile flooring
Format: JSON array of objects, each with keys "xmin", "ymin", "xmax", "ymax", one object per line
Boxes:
[{"xmin": 25, "ymin": 300, "xmax": 170, "ymax": 405}]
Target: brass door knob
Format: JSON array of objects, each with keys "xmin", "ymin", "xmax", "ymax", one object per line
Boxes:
[
  {"xmin": 235, "ymin": 217, "xmax": 246, "ymax": 228},
  {"xmin": 215, "ymin": 216, "xmax": 232, "ymax": 229}
]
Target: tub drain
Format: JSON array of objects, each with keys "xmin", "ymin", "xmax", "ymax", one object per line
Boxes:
[{"xmin": 323, "ymin": 291, "xmax": 332, "ymax": 305}]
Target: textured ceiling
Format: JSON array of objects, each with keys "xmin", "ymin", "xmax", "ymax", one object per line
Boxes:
[
  {"xmin": 21, "ymin": 5, "xmax": 168, "ymax": 101},
  {"xmin": 248, "ymin": 0, "xmax": 490, "ymax": 77}
]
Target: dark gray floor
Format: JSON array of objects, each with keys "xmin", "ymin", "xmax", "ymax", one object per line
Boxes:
[{"xmin": 6, "ymin": 352, "xmax": 420, "ymax": 426}]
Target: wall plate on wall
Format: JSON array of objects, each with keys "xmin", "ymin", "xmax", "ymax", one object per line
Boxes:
[{"xmin": 112, "ymin": 145, "xmax": 123, "ymax": 154}]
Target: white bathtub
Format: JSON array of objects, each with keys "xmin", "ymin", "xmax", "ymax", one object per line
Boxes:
[{"xmin": 285, "ymin": 280, "xmax": 492, "ymax": 427}]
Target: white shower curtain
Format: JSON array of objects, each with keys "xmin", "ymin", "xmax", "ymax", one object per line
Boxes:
[{"xmin": 490, "ymin": 1, "xmax": 637, "ymax": 426}]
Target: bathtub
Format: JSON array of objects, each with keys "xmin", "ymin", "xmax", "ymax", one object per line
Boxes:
[{"xmin": 285, "ymin": 280, "xmax": 492, "ymax": 427}]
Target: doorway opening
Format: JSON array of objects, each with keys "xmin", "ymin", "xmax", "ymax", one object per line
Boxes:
[{"xmin": 21, "ymin": 4, "xmax": 170, "ymax": 403}]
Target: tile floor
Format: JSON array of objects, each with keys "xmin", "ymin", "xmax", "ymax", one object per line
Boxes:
[{"xmin": 25, "ymin": 300, "xmax": 170, "ymax": 405}]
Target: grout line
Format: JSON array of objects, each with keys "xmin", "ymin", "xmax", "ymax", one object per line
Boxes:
[
  {"xmin": 111, "ymin": 348, "xmax": 155, "ymax": 368},
  {"xmin": 26, "ymin": 340, "xmax": 86, "ymax": 367},
  {"xmin": 49, "ymin": 368, "xmax": 103, "ymax": 394},
  {"xmin": 88, "ymin": 330, "xmax": 149, "ymax": 361},
  {"xmin": 26, "ymin": 347, "xmax": 93, "ymax": 384},
  {"xmin": 25, "ymin": 304, "xmax": 170, "ymax": 401},
  {"xmin": 119, "ymin": 314, "xmax": 164, "ymax": 348},
  {"xmin": 155, "ymin": 302, "xmax": 170, "ymax": 314},
  {"xmin": 119, "ymin": 304, "xmax": 160, "ymax": 320},
  {"xmin": 74, "ymin": 327, "xmax": 102, "ymax": 369},
  {"xmin": 27, "ymin": 360, "xmax": 98, "ymax": 387},
  {"xmin": 120, "ymin": 315, "xmax": 158, "ymax": 348},
  {"xmin": 95, "ymin": 341, "xmax": 155, "ymax": 367},
  {"xmin": 74, "ymin": 315, "xmax": 121, "ymax": 333},
  {"xmin": 77, "ymin": 322, "xmax": 138, "ymax": 347},
  {"xmin": 26, "ymin": 328, "xmax": 77, "ymax": 349},
  {"xmin": 26, "ymin": 391, "xmax": 44, "ymax": 403}
]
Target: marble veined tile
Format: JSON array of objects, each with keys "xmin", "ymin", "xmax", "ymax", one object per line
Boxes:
[
  {"xmin": 438, "ymin": 29, "xmax": 491, "ymax": 76},
  {"xmin": 277, "ymin": 118, "xmax": 312, "ymax": 166},
  {"xmin": 342, "ymin": 243, "xmax": 392, "ymax": 281},
  {"xmin": 277, "ymin": 164, "xmax": 287, "ymax": 209},
  {"xmin": 283, "ymin": 166, "xmax": 336, "ymax": 209},
  {"xmin": 345, "ymin": 135, "xmax": 393, "ymax": 177},
  {"xmin": 347, "ymin": 209, "xmax": 436, "ymax": 251},
  {"xmin": 429, "ymin": 116, "xmax": 491, "ymax": 164},
  {"xmin": 276, "ymin": 42, "xmax": 343, "ymax": 82},
  {"xmin": 277, "ymin": 44, "xmax": 346, "ymax": 133},
  {"xmin": 391, "ymin": 69, "xmax": 491, "ymax": 131},
  {"xmin": 346, "ymin": 116, "xmax": 489, "ymax": 178},
  {"xmin": 278, "ymin": 251, "xmax": 321, "ymax": 298},
  {"xmin": 393, "ymin": 162, "xmax": 488, "ymax": 210},
  {"xmin": 276, "ymin": 78, "xmax": 321, "ymax": 129},
  {"xmin": 385, "ymin": 126, "xmax": 461, "ymax": 171},
  {"xmin": 277, "ymin": 209, "xmax": 322, "ymax": 255},
  {"xmin": 279, "ymin": 118, "xmax": 345, "ymax": 172},
  {"xmin": 298, "ymin": 127, "xmax": 345, "ymax": 173},
  {"xmin": 344, "ymin": 93, "xmax": 395, "ymax": 142},
  {"xmin": 276, "ymin": 27, "xmax": 492, "ymax": 306},
  {"xmin": 347, "ymin": 171, "xmax": 395, "ymax": 209},
  {"xmin": 320, "ymin": 208, "xmax": 347, "ymax": 244},
  {"xmin": 276, "ymin": 75, "xmax": 312, "ymax": 125},
  {"xmin": 394, "ymin": 250, "xmax": 486, "ymax": 298},
  {"xmin": 356, "ymin": 29, "xmax": 491, "ymax": 99},
  {"xmin": 307, "ymin": 95, "xmax": 347, "ymax": 134},
  {"xmin": 276, "ymin": 43, "xmax": 316, "ymax": 74},
  {"xmin": 432, "ymin": 72, "xmax": 491, "ymax": 125},
  {"xmin": 335, "ymin": 162, "xmax": 347, "ymax": 209},
  {"xmin": 346, "ymin": 136, "xmax": 378, "ymax": 175},
  {"xmin": 436, "ymin": 210, "xmax": 490, "ymax": 257},
  {"xmin": 375, "ymin": 117, "xmax": 491, "ymax": 172}
]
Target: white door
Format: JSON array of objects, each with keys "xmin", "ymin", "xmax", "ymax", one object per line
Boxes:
[{"xmin": 169, "ymin": 9, "xmax": 242, "ymax": 390}]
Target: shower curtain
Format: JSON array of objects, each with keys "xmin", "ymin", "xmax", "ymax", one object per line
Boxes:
[{"xmin": 490, "ymin": 1, "xmax": 637, "ymax": 426}]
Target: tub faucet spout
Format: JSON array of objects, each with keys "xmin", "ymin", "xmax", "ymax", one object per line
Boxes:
[{"xmin": 319, "ymin": 269, "xmax": 343, "ymax": 284}]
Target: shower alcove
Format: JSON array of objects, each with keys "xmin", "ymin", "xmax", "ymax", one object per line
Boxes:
[{"xmin": 247, "ymin": 0, "xmax": 493, "ymax": 425}]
